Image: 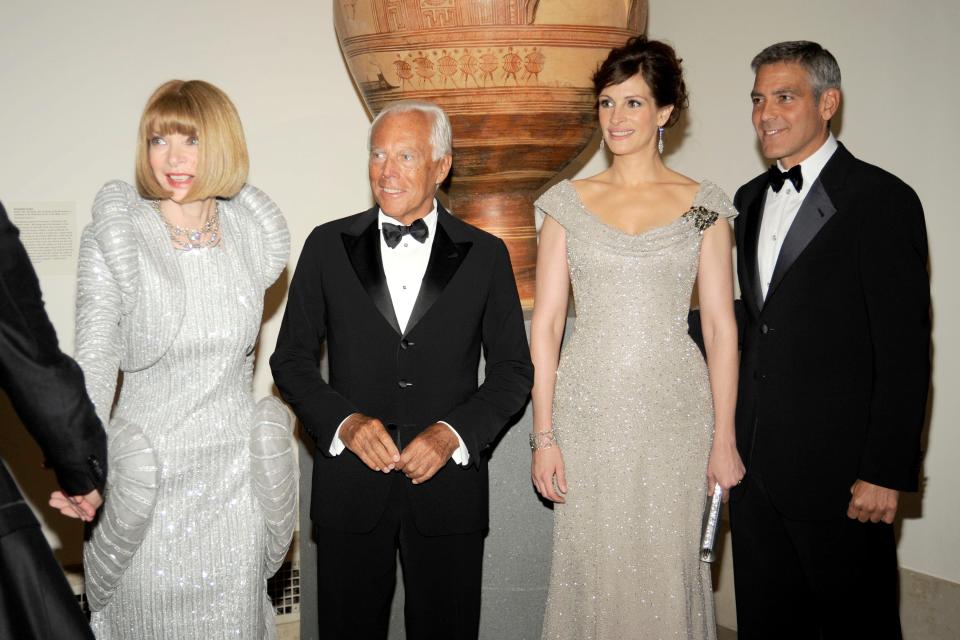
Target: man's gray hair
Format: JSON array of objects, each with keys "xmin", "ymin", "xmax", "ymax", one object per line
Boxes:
[
  {"xmin": 751, "ymin": 41, "xmax": 841, "ymax": 99},
  {"xmin": 368, "ymin": 100, "xmax": 453, "ymax": 161}
]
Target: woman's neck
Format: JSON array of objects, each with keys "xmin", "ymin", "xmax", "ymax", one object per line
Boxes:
[
  {"xmin": 159, "ymin": 197, "xmax": 215, "ymax": 228},
  {"xmin": 607, "ymin": 148, "xmax": 669, "ymax": 188}
]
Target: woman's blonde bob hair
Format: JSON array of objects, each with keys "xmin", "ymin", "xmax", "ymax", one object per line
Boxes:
[{"xmin": 135, "ymin": 80, "xmax": 249, "ymax": 201}]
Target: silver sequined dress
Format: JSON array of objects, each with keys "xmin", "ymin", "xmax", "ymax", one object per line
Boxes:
[
  {"xmin": 76, "ymin": 181, "xmax": 297, "ymax": 639},
  {"xmin": 535, "ymin": 180, "xmax": 737, "ymax": 640}
]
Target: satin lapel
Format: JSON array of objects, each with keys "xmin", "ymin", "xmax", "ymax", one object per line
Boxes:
[
  {"xmin": 341, "ymin": 214, "xmax": 401, "ymax": 335},
  {"xmin": 743, "ymin": 189, "xmax": 766, "ymax": 313},
  {"xmin": 766, "ymin": 180, "xmax": 837, "ymax": 303},
  {"xmin": 404, "ymin": 212, "xmax": 472, "ymax": 336}
]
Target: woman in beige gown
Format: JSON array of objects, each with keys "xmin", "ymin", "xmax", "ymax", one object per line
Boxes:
[{"xmin": 530, "ymin": 38, "xmax": 745, "ymax": 639}]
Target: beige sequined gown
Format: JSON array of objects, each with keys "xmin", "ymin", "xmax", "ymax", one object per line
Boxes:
[
  {"xmin": 535, "ymin": 180, "xmax": 737, "ymax": 640},
  {"xmin": 76, "ymin": 181, "xmax": 297, "ymax": 639}
]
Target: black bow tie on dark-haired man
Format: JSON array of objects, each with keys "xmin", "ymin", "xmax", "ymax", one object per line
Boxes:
[
  {"xmin": 767, "ymin": 163, "xmax": 803, "ymax": 193},
  {"xmin": 730, "ymin": 41, "xmax": 929, "ymax": 639}
]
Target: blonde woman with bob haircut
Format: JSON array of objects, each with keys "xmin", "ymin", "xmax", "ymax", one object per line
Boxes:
[{"xmin": 65, "ymin": 79, "xmax": 296, "ymax": 639}]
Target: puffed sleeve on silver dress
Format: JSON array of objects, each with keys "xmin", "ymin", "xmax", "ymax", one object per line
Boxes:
[
  {"xmin": 76, "ymin": 180, "xmax": 161, "ymax": 612},
  {"xmin": 235, "ymin": 184, "xmax": 298, "ymax": 577}
]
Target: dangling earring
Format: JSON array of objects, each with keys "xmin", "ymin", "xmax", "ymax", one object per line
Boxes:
[
  {"xmin": 657, "ymin": 127, "xmax": 664, "ymax": 155},
  {"xmin": 600, "ymin": 136, "xmax": 605, "ymax": 151}
]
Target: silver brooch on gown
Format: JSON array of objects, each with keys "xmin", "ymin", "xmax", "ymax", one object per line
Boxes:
[{"xmin": 684, "ymin": 206, "xmax": 720, "ymax": 232}]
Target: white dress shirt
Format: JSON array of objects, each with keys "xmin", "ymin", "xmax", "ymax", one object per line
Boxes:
[
  {"xmin": 757, "ymin": 134, "xmax": 839, "ymax": 299},
  {"xmin": 378, "ymin": 208, "xmax": 438, "ymax": 333},
  {"xmin": 329, "ymin": 202, "xmax": 469, "ymax": 465}
]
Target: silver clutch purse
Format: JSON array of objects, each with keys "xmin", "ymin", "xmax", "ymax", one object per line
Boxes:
[{"xmin": 700, "ymin": 483, "xmax": 724, "ymax": 563}]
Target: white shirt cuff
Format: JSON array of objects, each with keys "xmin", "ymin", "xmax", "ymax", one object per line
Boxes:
[
  {"xmin": 329, "ymin": 414, "xmax": 352, "ymax": 456},
  {"xmin": 438, "ymin": 421, "xmax": 469, "ymax": 466}
]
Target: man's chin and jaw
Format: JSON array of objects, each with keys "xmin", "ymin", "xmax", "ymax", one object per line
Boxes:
[
  {"xmin": 757, "ymin": 122, "xmax": 828, "ymax": 169},
  {"xmin": 375, "ymin": 185, "xmax": 434, "ymax": 225}
]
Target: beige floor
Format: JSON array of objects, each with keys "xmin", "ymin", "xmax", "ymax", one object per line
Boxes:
[
  {"xmin": 276, "ymin": 621, "xmax": 739, "ymax": 638},
  {"xmin": 276, "ymin": 620, "xmax": 298, "ymax": 640}
]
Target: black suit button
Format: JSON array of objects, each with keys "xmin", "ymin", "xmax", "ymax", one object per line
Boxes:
[
  {"xmin": 398, "ymin": 379, "xmax": 413, "ymax": 389},
  {"xmin": 761, "ymin": 324, "xmax": 769, "ymax": 334},
  {"xmin": 400, "ymin": 339, "xmax": 415, "ymax": 349},
  {"xmin": 88, "ymin": 455, "xmax": 104, "ymax": 482}
]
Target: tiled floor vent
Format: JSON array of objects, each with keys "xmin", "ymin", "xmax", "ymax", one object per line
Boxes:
[{"xmin": 269, "ymin": 560, "xmax": 301, "ymax": 619}]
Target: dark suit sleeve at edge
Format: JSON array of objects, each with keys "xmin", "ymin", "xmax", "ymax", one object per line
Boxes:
[
  {"xmin": 0, "ymin": 203, "xmax": 106, "ymax": 494},
  {"xmin": 443, "ymin": 240, "xmax": 534, "ymax": 467},
  {"xmin": 732, "ymin": 187, "xmax": 746, "ymax": 224},
  {"xmin": 857, "ymin": 183, "xmax": 931, "ymax": 492},
  {"xmin": 270, "ymin": 229, "xmax": 358, "ymax": 455}
]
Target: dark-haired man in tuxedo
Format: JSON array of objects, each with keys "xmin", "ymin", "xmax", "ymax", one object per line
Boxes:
[
  {"xmin": 730, "ymin": 41, "xmax": 930, "ymax": 638},
  {"xmin": 271, "ymin": 100, "xmax": 532, "ymax": 639},
  {"xmin": 0, "ymin": 201, "xmax": 107, "ymax": 639}
]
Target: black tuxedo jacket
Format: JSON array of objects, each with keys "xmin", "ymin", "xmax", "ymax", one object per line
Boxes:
[
  {"xmin": 1, "ymin": 202, "xmax": 105, "ymax": 639},
  {"xmin": 733, "ymin": 143, "xmax": 930, "ymax": 520},
  {"xmin": 271, "ymin": 204, "xmax": 532, "ymax": 535},
  {"xmin": 0, "ymin": 202, "xmax": 106, "ymax": 536}
]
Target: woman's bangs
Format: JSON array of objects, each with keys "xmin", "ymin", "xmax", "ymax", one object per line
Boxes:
[{"xmin": 144, "ymin": 95, "xmax": 199, "ymax": 137}]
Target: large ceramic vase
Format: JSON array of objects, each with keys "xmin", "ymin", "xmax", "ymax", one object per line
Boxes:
[{"xmin": 335, "ymin": 0, "xmax": 645, "ymax": 308}]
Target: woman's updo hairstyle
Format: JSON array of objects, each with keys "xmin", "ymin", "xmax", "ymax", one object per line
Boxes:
[{"xmin": 592, "ymin": 36, "xmax": 689, "ymax": 128}]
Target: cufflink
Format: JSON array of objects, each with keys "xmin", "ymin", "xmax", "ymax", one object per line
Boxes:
[{"xmin": 88, "ymin": 454, "xmax": 105, "ymax": 482}]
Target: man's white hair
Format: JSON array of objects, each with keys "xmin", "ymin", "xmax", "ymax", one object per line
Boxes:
[{"xmin": 368, "ymin": 100, "xmax": 453, "ymax": 161}]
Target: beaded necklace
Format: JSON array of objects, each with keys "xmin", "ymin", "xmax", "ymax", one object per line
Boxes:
[{"xmin": 151, "ymin": 200, "xmax": 221, "ymax": 251}]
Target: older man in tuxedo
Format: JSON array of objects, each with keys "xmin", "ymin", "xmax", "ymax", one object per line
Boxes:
[
  {"xmin": 0, "ymin": 201, "xmax": 107, "ymax": 639},
  {"xmin": 730, "ymin": 41, "xmax": 930, "ymax": 638},
  {"xmin": 271, "ymin": 100, "xmax": 533, "ymax": 640}
]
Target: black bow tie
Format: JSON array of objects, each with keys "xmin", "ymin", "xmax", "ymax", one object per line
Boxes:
[
  {"xmin": 382, "ymin": 218, "xmax": 429, "ymax": 249},
  {"xmin": 768, "ymin": 164, "xmax": 803, "ymax": 193}
]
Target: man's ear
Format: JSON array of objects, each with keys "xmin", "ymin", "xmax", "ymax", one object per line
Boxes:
[
  {"xmin": 435, "ymin": 154, "xmax": 453, "ymax": 185},
  {"xmin": 819, "ymin": 87, "xmax": 841, "ymax": 123}
]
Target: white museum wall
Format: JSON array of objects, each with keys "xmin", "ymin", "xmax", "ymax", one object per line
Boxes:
[{"xmin": 0, "ymin": 0, "xmax": 957, "ymax": 613}]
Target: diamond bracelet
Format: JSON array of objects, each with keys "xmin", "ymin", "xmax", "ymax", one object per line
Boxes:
[{"xmin": 529, "ymin": 429, "xmax": 556, "ymax": 451}]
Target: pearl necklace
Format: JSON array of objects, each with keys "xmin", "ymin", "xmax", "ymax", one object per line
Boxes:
[{"xmin": 151, "ymin": 200, "xmax": 221, "ymax": 251}]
